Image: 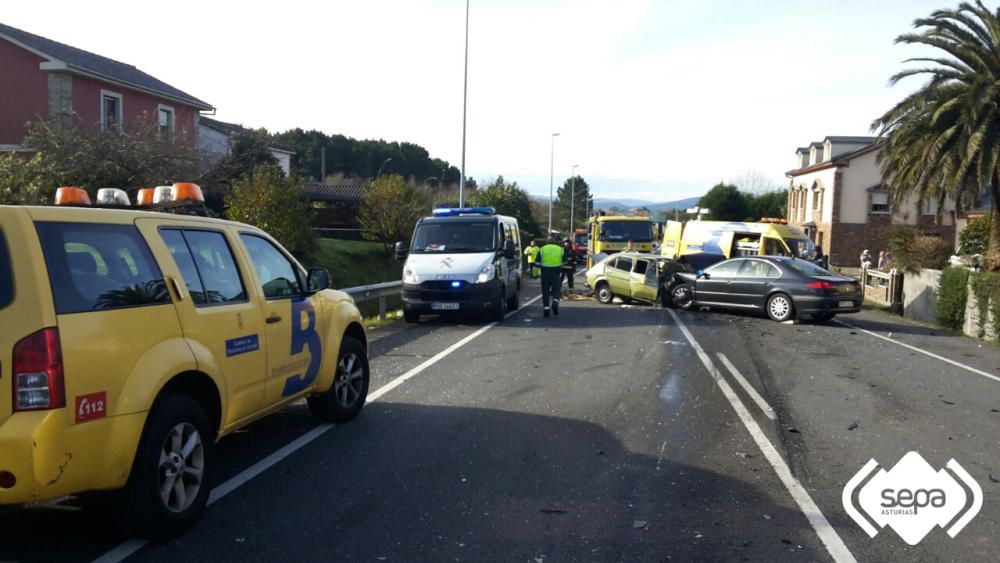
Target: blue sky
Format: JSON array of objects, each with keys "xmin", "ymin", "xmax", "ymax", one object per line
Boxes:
[{"xmin": 4, "ymin": 0, "xmax": 955, "ymax": 201}]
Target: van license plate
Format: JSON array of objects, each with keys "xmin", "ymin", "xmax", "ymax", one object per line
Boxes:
[
  {"xmin": 838, "ymin": 300, "xmax": 854, "ymax": 308},
  {"xmin": 432, "ymin": 302, "xmax": 459, "ymax": 310}
]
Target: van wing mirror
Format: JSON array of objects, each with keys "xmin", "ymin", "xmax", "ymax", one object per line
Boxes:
[
  {"xmin": 394, "ymin": 241, "xmax": 409, "ymax": 261},
  {"xmin": 503, "ymin": 239, "xmax": 516, "ymax": 259}
]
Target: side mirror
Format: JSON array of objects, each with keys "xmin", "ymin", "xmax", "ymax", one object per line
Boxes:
[
  {"xmin": 307, "ymin": 268, "xmax": 332, "ymax": 293},
  {"xmin": 503, "ymin": 239, "xmax": 516, "ymax": 259},
  {"xmin": 394, "ymin": 241, "xmax": 409, "ymax": 261},
  {"xmin": 697, "ymin": 269, "xmax": 709, "ymax": 279}
]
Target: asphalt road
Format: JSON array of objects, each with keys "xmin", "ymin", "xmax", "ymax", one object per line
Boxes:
[{"xmin": 1, "ymin": 276, "xmax": 998, "ymax": 562}]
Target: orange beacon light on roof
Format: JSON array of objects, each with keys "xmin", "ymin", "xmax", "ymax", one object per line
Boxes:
[{"xmin": 54, "ymin": 187, "xmax": 91, "ymax": 206}]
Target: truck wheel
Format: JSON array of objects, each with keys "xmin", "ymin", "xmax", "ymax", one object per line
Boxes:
[
  {"xmin": 766, "ymin": 293, "xmax": 795, "ymax": 322},
  {"xmin": 596, "ymin": 282, "xmax": 614, "ymax": 305},
  {"xmin": 307, "ymin": 337, "xmax": 370, "ymax": 423},
  {"xmin": 404, "ymin": 310, "xmax": 420, "ymax": 323},
  {"xmin": 116, "ymin": 395, "xmax": 215, "ymax": 539}
]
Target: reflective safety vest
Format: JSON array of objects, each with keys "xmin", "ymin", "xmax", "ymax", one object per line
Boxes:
[
  {"xmin": 524, "ymin": 245, "xmax": 539, "ymax": 263},
  {"xmin": 539, "ymin": 243, "xmax": 564, "ymax": 268}
]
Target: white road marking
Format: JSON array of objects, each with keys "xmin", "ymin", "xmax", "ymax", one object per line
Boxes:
[
  {"xmin": 668, "ymin": 310, "xmax": 856, "ymax": 563},
  {"xmin": 94, "ymin": 293, "xmax": 545, "ymax": 563},
  {"xmin": 717, "ymin": 353, "xmax": 776, "ymax": 421},
  {"xmin": 834, "ymin": 319, "xmax": 1000, "ymax": 385}
]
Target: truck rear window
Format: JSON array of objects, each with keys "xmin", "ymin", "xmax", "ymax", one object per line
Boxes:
[
  {"xmin": 0, "ymin": 231, "xmax": 12, "ymax": 309},
  {"xmin": 35, "ymin": 222, "xmax": 170, "ymax": 314}
]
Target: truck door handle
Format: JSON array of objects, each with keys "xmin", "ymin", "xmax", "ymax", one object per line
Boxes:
[{"xmin": 266, "ymin": 315, "xmax": 283, "ymax": 324}]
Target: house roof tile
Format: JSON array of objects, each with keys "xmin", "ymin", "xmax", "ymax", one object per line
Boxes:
[
  {"xmin": 301, "ymin": 183, "xmax": 366, "ymax": 203},
  {"xmin": 0, "ymin": 21, "xmax": 212, "ymax": 110}
]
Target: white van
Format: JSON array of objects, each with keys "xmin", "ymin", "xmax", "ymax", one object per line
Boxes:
[{"xmin": 395, "ymin": 207, "xmax": 522, "ymax": 322}]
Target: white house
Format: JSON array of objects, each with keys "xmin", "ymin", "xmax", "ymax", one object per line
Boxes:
[{"xmin": 785, "ymin": 136, "xmax": 956, "ymax": 268}]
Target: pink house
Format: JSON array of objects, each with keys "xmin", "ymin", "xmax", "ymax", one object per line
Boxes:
[{"xmin": 0, "ymin": 22, "xmax": 213, "ymax": 150}]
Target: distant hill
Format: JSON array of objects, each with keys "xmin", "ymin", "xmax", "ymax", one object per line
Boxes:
[
  {"xmin": 592, "ymin": 196, "xmax": 702, "ymax": 212},
  {"xmin": 646, "ymin": 197, "xmax": 702, "ymax": 211},
  {"xmin": 592, "ymin": 198, "xmax": 656, "ymax": 208}
]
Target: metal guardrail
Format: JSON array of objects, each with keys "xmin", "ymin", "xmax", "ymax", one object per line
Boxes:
[{"xmin": 342, "ymin": 280, "xmax": 402, "ymax": 321}]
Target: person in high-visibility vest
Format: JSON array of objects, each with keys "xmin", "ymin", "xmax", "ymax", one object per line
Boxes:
[
  {"xmin": 538, "ymin": 235, "xmax": 564, "ymax": 317},
  {"xmin": 524, "ymin": 240, "xmax": 540, "ymax": 278}
]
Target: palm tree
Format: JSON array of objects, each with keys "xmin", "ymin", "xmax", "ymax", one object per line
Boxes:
[{"xmin": 872, "ymin": 1, "xmax": 1000, "ymax": 270}]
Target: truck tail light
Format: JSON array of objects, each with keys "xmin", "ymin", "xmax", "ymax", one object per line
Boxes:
[{"xmin": 12, "ymin": 328, "xmax": 65, "ymax": 412}]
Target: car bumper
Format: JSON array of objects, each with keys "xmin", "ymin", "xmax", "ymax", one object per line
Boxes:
[
  {"xmin": 402, "ymin": 280, "xmax": 503, "ymax": 314},
  {"xmin": 0, "ymin": 409, "xmax": 147, "ymax": 505},
  {"xmin": 794, "ymin": 295, "xmax": 862, "ymax": 315}
]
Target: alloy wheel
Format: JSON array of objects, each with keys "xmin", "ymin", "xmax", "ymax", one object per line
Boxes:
[
  {"xmin": 335, "ymin": 352, "xmax": 365, "ymax": 408},
  {"xmin": 158, "ymin": 422, "xmax": 205, "ymax": 513}
]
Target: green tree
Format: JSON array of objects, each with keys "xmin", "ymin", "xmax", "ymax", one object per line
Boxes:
[
  {"xmin": 199, "ymin": 129, "xmax": 279, "ymax": 212},
  {"xmin": 698, "ymin": 183, "xmax": 749, "ymax": 221},
  {"xmin": 553, "ymin": 175, "xmax": 593, "ymax": 233},
  {"xmin": 872, "ymin": 1, "xmax": 1000, "ymax": 271},
  {"xmin": 746, "ymin": 190, "xmax": 788, "ymax": 219},
  {"xmin": 358, "ymin": 174, "xmax": 428, "ymax": 255},
  {"xmin": 225, "ymin": 164, "xmax": 317, "ymax": 258},
  {"xmin": 469, "ymin": 176, "xmax": 541, "ymax": 239},
  {"xmin": 2, "ymin": 120, "xmax": 199, "ymax": 204},
  {"xmin": 959, "ymin": 215, "xmax": 991, "ymax": 254}
]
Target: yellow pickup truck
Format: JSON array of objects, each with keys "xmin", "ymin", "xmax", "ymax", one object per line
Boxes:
[{"xmin": 0, "ymin": 187, "xmax": 369, "ymax": 538}]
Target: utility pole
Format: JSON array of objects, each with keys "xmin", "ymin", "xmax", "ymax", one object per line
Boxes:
[
  {"xmin": 569, "ymin": 164, "xmax": 579, "ymax": 233},
  {"xmin": 547, "ymin": 132, "xmax": 560, "ymax": 235},
  {"xmin": 459, "ymin": 0, "xmax": 470, "ymax": 207}
]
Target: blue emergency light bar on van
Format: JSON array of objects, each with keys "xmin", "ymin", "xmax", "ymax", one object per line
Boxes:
[{"xmin": 432, "ymin": 207, "xmax": 496, "ymax": 217}]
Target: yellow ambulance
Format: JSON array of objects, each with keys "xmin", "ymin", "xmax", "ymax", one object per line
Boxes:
[{"xmin": 660, "ymin": 218, "xmax": 815, "ymax": 260}]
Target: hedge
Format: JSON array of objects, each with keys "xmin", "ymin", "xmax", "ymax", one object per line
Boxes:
[{"xmin": 936, "ymin": 267, "xmax": 970, "ymax": 331}]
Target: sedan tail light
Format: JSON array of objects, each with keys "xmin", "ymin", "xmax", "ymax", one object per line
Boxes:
[
  {"xmin": 12, "ymin": 327, "xmax": 65, "ymax": 412},
  {"xmin": 805, "ymin": 281, "xmax": 833, "ymax": 290}
]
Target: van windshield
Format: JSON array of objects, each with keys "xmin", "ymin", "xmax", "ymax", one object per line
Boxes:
[
  {"xmin": 0, "ymin": 231, "xmax": 12, "ymax": 309},
  {"xmin": 411, "ymin": 220, "xmax": 498, "ymax": 253},
  {"xmin": 601, "ymin": 220, "xmax": 654, "ymax": 242},
  {"xmin": 784, "ymin": 237, "xmax": 816, "ymax": 259}
]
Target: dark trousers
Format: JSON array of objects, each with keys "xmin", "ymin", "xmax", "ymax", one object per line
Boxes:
[
  {"xmin": 561, "ymin": 267, "xmax": 574, "ymax": 289},
  {"xmin": 540, "ymin": 267, "xmax": 561, "ymax": 309}
]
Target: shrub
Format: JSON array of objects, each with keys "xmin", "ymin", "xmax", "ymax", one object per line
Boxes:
[
  {"xmin": 935, "ymin": 267, "xmax": 969, "ymax": 331},
  {"xmin": 958, "ymin": 215, "xmax": 990, "ymax": 255},
  {"xmin": 969, "ymin": 271, "xmax": 1000, "ymax": 341},
  {"xmin": 888, "ymin": 227, "xmax": 953, "ymax": 272},
  {"xmin": 358, "ymin": 174, "xmax": 428, "ymax": 255}
]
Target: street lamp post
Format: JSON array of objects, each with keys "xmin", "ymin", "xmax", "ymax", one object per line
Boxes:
[
  {"xmin": 569, "ymin": 164, "xmax": 579, "ymax": 233},
  {"xmin": 547, "ymin": 132, "xmax": 560, "ymax": 236},
  {"xmin": 459, "ymin": 0, "xmax": 470, "ymax": 207}
]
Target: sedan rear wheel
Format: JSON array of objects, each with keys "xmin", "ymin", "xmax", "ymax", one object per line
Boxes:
[{"xmin": 766, "ymin": 293, "xmax": 795, "ymax": 322}]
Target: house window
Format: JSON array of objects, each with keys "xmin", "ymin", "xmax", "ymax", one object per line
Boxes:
[
  {"xmin": 814, "ymin": 190, "xmax": 823, "ymax": 211},
  {"xmin": 101, "ymin": 90, "xmax": 123, "ymax": 132},
  {"xmin": 923, "ymin": 199, "xmax": 938, "ymax": 215},
  {"xmin": 870, "ymin": 191, "xmax": 890, "ymax": 214},
  {"xmin": 157, "ymin": 104, "xmax": 175, "ymax": 141}
]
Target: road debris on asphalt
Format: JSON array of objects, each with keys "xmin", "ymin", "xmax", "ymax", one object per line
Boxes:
[
  {"xmin": 633, "ymin": 520, "xmax": 648, "ymax": 529},
  {"xmin": 847, "ymin": 422, "xmax": 858, "ymax": 431}
]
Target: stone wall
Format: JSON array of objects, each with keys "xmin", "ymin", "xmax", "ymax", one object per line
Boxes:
[{"xmin": 902, "ymin": 269, "xmax": 942, "ymax": 324}]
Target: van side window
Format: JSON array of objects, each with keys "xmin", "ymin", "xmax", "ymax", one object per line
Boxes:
[
  {"xmin": 180, "ymin": 230, "xmax": 247, "ymax": 304},
  {"xmin": 0, "ymin": 231, "xmax": 12, "ymax": 309},
  {"xmin": 239, "ymin": 234, "xmax": 301, "ymax": 299},
  {"xmin": 35, "ymin": 222, "xmax": 170, "ymax": 314}
]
